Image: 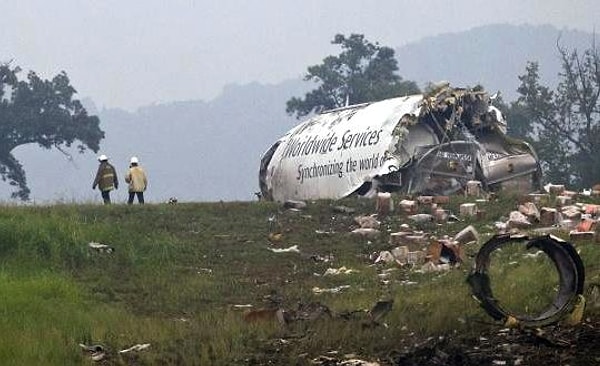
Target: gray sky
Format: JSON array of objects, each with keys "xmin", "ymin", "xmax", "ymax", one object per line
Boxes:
[{"xmin": 1, "ymin": 0, "xmax": 598, "ymax": 111}]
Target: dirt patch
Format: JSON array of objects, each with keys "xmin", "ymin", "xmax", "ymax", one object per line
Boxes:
[{"xmin": 388, "ymin": 319, "xmax": 600, "ymax": 366}]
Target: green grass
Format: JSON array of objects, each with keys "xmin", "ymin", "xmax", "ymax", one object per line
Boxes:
[{"xmin": 0, "ymin": 193, "xmax": 597, "ymax": 364}]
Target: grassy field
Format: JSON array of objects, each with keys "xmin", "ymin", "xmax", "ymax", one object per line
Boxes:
[{"xmin": 0, "ymin": 193, "xmax": 598, "ymax": 365}]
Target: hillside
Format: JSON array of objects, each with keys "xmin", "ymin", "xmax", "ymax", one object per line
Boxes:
[
  {"xmin": 0, "ymin": 191, "xmax": 598, "ymax": 364},
  {"xmin": 395, "ymin": 24, "xmax": 594, "ymax": 100}
]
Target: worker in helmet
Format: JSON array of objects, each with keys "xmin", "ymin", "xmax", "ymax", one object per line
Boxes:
[
  {"xmin": 124, "ymin": 156, "xmax": 148, "ymax": 204},
  {"xmin": 92, "ymin": 154, "xmax": 118, "ymax": 204}
]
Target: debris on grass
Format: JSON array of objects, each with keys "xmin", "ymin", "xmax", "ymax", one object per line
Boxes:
[
  {"xmin": 459, "ymin": 203, "xmax": 478, "ymax": 217},
  {"xmin": 119, "ymin": 343, "xmax": 151, "ymax": 353},
  {"xmin": 283, "ymin": 200, "xmax": 307, "ymax": 210},
  {"xmin": 426, "ymin": 239, "xmax": 463, "ymax": 266},
  {"xmin": 269, "ymin": 245, "xmax": 300, "ymax": 253},
  {"xmin": 310, "ymin": 254, "xmax": 334, "ymax": 263},
  {"xmin": 468, "ymin": 234, "xmax": 585, "ymax": 328},
  {"xmin": 312, "ymin": 355, "xmax": 381, "ymax": 366},
  {"xmin": 465, "ymin": 180, "xmax": 483, "ymax": 197},
  {"xmin": 408, "ymin": 213, "xmax": 435, "ymax": 223},
  {"xmin": 419, "ymin": 261, "xmax": 451, "ymax": 273},
  {"xmin": 79, "ymin": 343, "xmax": 106, "ymax": 362},
  {"xmin": 332, "ymin": 205, "xmax": 356, "ymax": 214},
  {"xmin": 453, "ymin": 225, "xmax": 480, "ymax": 245},
  {"xmin": 544, "ymin": 183, "xmax": 565, "ymax": 195},
  {"xmin": 294, "ymin": 301, "xmax": 333, "ymax": 321},
  {"xmin": 312, "ymin": 285, "xmax": 351, "ymax": 294},
  {"xmin": 373, "ymin": 247, "xmax": 426, "ymax": 266},
  {"xmin": 368, "ymin": 299, "xmax": 394, "ymax": 323},
  {"xmin": 323, "ymin": 266, "xmax": 358, "ymax": 276},
  {"xmin": 518, "ymin": 202, "xmax": 540, "ymax": 222},
  {"xmin": 354, "ymin": 215, "xmax": 380, "ymax": 229},
  {"xmin": 374, "ymin": 251, "xmax": 399, "ymax": 265},
  {"xmin": 87, "ymin": 242, "xmax": 114, "ymax": 253},
  {"xmin": 399, "ymin": 199, "xmax": 418, "ymax": 214},
  {"xmin": 375, "ymin": 192, "xmax": 393, "ymax": 218},
  {"xmin": 351, "ymin": 228, "xmax": 380, "ymax": 238},
  {"xmin": 507, "ymin": 211, "xmax": 531, "ymax": 229},
  {"xmin": 268, "ymin": 232, "xmax": 284, "ymax": 244}
]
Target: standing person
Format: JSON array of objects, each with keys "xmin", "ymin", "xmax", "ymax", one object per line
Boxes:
[
  {"xmin": 92, "ymin": 155, "xmax": 118, "ymax": 204},
  {"xmin": 125, "ymin": 156, "xmax": 148, "ymax": 204}
]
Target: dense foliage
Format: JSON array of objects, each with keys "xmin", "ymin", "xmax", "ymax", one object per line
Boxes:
[
  {"xmin": 507, "ymin": 41, "xmax": 600, "ymax": 187},
  {"xmin": 286, "ymin": 34, "xmax": 420, "ymax": 119},
  {"xmin": 0, "ymin": 63, "xmax": 104, "ymax": 200}
]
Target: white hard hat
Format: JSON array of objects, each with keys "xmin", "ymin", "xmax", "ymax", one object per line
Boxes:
[
  {"xmin": 130, "ymin": 156, "xmax": 139, "ymax": 164},
  {"xmin": 98, "ymin": 154, "xmax": 108, "ymax": 161}
]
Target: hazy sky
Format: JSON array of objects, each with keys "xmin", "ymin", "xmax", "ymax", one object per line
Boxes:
[{"xmin": 2, "ymin": 0, "xmax": 598, "ymax": 111}]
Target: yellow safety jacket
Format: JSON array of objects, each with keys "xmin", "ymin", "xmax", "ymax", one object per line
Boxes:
[{"xmin": 125, "ymin": 166, "xmax": 148, "ymax": 193}]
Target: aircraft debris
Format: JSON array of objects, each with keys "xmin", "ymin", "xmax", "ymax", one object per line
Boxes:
[
  {"xmin": 399, "ymin": 199, "xmax": 418, "ymax": 213},
  {"xmin": 119, "ymin": 343, "xmax": 151, "ymax": 353},
  {"xmin": 507, "ymin": 211, "xmax": 531, "ymax": 229},
  {"xmin": 294, "ymin": 301, "xmax": 333, "ymax": 321},
  {"xmin": 540, "ymin": 207, "xmax": 559, "ymax": 226},
  {"xmin": 465, "ymin": 180, "xmax": 482, "ymax": 197},
  {"xmin": 312, "ymin": 285, "xmax": 351, "ymax": 294},
  {"xmin": 367, "ymin": 299, "xmax": 394, "ymax": 324},
  {"xmin": 374, "ymin": 247, "xmax": 426, "ymax": 266},
  {"xmin": 87, "ymin": 242, "xmax": 114, "ymax": 253},
  {"xmin": 467, "ymin": 234, "xmax": 585, "ymax": 328},
  {"xmin": 79, "ymin": 343, "xmax": 106, "ymax": 362},
  {"xmin": 310, "ymin": 253, "xmax": 334, "ymax": 263},
  {"xmin": 419, "ymin": 261, "xmax": 451, "ymax": 273},
  {"xmin": 374, "ymin": 251, "xmax": 400, "ymax": 265},
  {"xmin": 312, "ymin": 355, "xmax": 380, "ymax": 366},
  {"xmin": 375, "ymin": 192, "xmax": 393, "ymax": 217},
  {"xmin": 323, "ymin": 266, "xmax": 358, "ymax": 276},
  {"xmin": 315, "ymin": 229, "xmax": 335, "ymax": 235},
  {"xmin": 454, "ymin": 225, "xmax": 480, "ymax": 245},
  {"xmin": 408, "ymin": 213, "xmax": 435, "ymax": 223},
  {"xmin": 544, "ymin": 183, "xmax": 565, "ymax": 195},
  {"xmin": 268, "ymin": 245, "xmax": 300, "ymax": 253},
  {"xmin": 589, "ymin": 284, "xmax": 600, "ymax": 309},
  {"xmin": 459, "ymin": 203, "xmax": 478, "ymax": 217},
  {"xmin": 351, "ymin": 228, "xmax": 380, "ymax": 238},
  {"xmin": 259, "ymin": 85, "xmax": 540, "ymax": 202},
  {"xmin": 426, "ymin": 239, "xmax": 463, "ymax": 266},
  {"xmin": 518, "ymin": 202, "xmax": 540, "ymax": 222},
  {"xmin": 332, "ymin": 205, "xmax": 356, "ymax": 214},
  {"xmin": 354, "ymin": 215, "xmax": 380, "ymax": 229},
  {"xmin": 283, "ymin": 200, "xmax": 307, "ymax": 210},
  {"xmin": 268, "ymin": 232, "xmax": 284, "ymax": 244}
]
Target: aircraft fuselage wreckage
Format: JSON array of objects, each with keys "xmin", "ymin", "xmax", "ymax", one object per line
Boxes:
[{"xmin": 259, "ymin": 85, "xmax": 541, "ymax": 202}]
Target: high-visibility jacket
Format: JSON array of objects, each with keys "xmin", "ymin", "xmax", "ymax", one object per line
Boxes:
[
  {"xmin": 125, "ymin": 165, "xmax": 148, "ymax": 193},
  {"xmin": 93, "ymin": 162, "xmax": 118, "ymax": 192}
]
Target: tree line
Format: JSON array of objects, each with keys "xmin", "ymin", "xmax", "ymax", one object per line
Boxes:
[{"xmin": 0, "ymin": 33, "xmax": 598, "ymax": 200}]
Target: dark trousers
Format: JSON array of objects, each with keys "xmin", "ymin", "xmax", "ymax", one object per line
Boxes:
[
  {"xmin": 128, "ymin": 192, "xmax": 144, "ymax": 204},
  {"xmin": 101, "ymin": 190, "xmax": 111, "ymax": 204}
]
